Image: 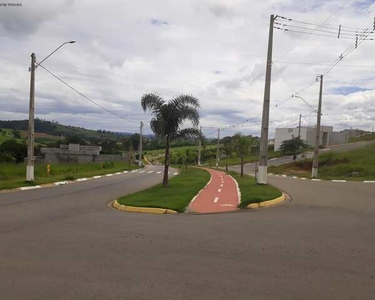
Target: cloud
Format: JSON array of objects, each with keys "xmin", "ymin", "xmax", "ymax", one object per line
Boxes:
[{"xmin": 0, "ymin": 0, "xmax": 374, "ymax": 137}]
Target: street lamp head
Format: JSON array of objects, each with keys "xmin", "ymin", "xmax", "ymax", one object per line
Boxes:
[{"xmin": 69, "ymin": 40, "xmax": 76, "ymax": 44}]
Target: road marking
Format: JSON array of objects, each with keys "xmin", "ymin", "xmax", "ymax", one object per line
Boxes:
[
  {"xmin": 156, "ymin": 171, "xmax": 162, "ymax": 174},
  {"xmin": 106, "ymin": 174, "xmax": 113, "ymax": 177},
  {"xmin": 174, "ymin": 172, "xmax": 178, "ymax": 175},
  {"xmin": 301, "ymin": 177, "xmax": 307, "ymax": 180},
  {"xmin": 139, "ymin": 171, "xmax": 145, "ymax": 173},
  {"xmin": 281, "ymin": 175, "xmax": 287, "ymax": 177},
  {"xmin": 332, "ymin": 180, "xmax": 346, "ymax": 183},
  {"xmin": 93, "ymin": 175, "xmax": 102, "ymax": 179},
  {"xmin": 148, "ymin": 171, "xmax": 154, "ymax": 174},
  {"xmin": 220, "ymin": 204, "xmax": 236, "ymax": 207},
  {"xmin": 20, "ymin": 185, "xmax": 41, "ymax": 190},
  {"xmin": 218, "ymin": 189, "xmax": 221, "ymax": 192},
  {"xmin": 292, "ymin": 176, "xmax": 298, "ymax": 179},
  {"xmin": 271, "ymin": 158, "xmax": 277, "ymax": 161},
  {"xmin": 214, "ymin": 197, "xmax": 219, "ymax": 203},
  {"xmin": 54, "ymin": 181, "xmax": 68, "ymax": 185},
  {"xmin": 363, "ymin": 181, "xmax": 375, "ymax": 183},
  {"xmin": 220, "ymin": 184, "xmax": 223, "ymax": 187},
  {"xmin": 76, "ymin": 178, "xmax": 88, "ymax": 181},
  {"xmin": 116, "ymin": 172, "xmax": 121, "ymax": 175},
  {"xmin": 312, "ymin": 179, "xmax": 321, "ymax": 181},
  {"xmin": 123, "ymin": 171, "xmax": 128, "ymax": 174}
]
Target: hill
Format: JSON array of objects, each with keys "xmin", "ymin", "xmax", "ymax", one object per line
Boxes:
[{"xmin": 0, "ymin": 119, "xmax": 133, "ymax": 142}]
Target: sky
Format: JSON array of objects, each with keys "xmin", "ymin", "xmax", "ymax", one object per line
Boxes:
[{"xmin": 0, "ymin": 0, "xmax": 374, "ymax": 138}]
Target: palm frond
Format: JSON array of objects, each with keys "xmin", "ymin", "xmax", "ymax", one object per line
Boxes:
[
  {"xmin": 172, "ymin": 128, "xmax": 201, "ymax": 140},
  {"xmin": 141, "ymin": 93, "xmax": 164, "ymax": 113},
  {"xmin": 171, "ymin": 94, "xmax": 200, "ymax": 108}
]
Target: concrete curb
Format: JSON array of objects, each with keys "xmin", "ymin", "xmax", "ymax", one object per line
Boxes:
[
  {"xmin": 113, "ymin": 199, "xmax": 178, "ymax": 214},
  {"xmin": 270, "ymin": 174, "xmax": 375, "ymax": 183},
  {"xmin": 247, "ymin": 193, "xmax": 286, "ymax": 209}
]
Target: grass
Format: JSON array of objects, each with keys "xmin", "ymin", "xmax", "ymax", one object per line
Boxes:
[
  {"xmin": 226, "ymin": 171, "xmax": 282, "ymax": 208},
  {"xmin": 207, "ymin": 150, "xmax": 282, "ymax": 167},
  {"xmin": 349, "ymin": 133, "xmax": 375, "ymax": 143},
  {"xmin": 0, "ymin": 160, "xmax": 137, "ymax": 190},
  {"xmin": 117, "ymin": 167, "xmax": 210, "ymax": 212},
  {"xmin": 268, "ymin": 143, "xmax": 375, "ymax": 180}
]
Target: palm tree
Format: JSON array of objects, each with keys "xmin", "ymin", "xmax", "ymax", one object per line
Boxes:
[
  {"xmin": 141, "ymin": 93, "xmax": 200, "ymax": 187},
  {"xmin": 221, "ymin": 141, "xmax": 233, "ymax": 171},
  {"xmin": 233, "ymin": 133, "xmax": 252, "ymax": 177}
]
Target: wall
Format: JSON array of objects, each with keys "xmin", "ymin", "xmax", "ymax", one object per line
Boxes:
[{"xmin": 330, "ymin": 132, "xmax": 348, "ymax": 145}]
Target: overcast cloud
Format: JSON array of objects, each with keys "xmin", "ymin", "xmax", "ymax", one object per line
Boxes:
[{"xmin": 0, "ymin": 0, "xmax": 374, "ymax": 137}]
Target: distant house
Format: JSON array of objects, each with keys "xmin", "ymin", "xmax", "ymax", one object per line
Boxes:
[
  {"xmin": 274, "ymin": 126, "xmax": 348, "ymax": 151},
  {"xmin": 40, "ymin": 143, "xmax": 128, "ymax": 164}
]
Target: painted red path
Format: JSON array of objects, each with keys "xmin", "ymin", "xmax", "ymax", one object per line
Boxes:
[{"xmin": 188, "ymin": 168, "xmax": 240, "ymax": 213}]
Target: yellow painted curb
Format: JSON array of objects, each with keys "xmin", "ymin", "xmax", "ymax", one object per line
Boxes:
[
  {"xmin": 247, "ymin": 193, "xmax": 286, "ymax": 209},
  {"xmin": 113, "ymin": 199, "xmax": 178, "ymax": 214}
]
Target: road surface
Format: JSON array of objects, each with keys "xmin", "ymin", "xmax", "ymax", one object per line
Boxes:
[
  {"xmin": 188, "ymin": 168, "xmax": 239, "ymax": 213},
  {"xmin": 1, "ymin": 160, "xmax": 375, "ymax": 299}
]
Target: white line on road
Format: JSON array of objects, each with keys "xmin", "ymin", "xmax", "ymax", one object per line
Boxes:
[
  {"xmin": 93, "ymin": 176, "xmax": 102, "ymax": 179},
  {"xmin": 271, "ymin": 158, "xmax": 277, "ymax": 161},
  {"xmin": 301, "ymin": 177, "xmax": 307, "ymax": 180},
  {"xmin": 213, "ymin": 197, "xmax": 219, "ymax": 203},
  {"xmin": 148, "ymin": 171, "xmax": 154, "ymax": 174},
  {"xmin": 106, "ymin": 174, "xmax": 113, "ymax": 177},
  {"xmin": 20, "ymin": 185, "xmax": 41, "ymax": 190},
  {"xmin": 218, "ymin": 189, "xmax": 221, "ymax": 192},
  {"xmin": 311, "ymin": 179, "xmax": 321, "ymax": 181},
  {"xmin": 220, "ymin": 184, "xmax": 223, "ymax": 187},
  {"xmin": 220, "ymin": 204, "xmax": 235, "ymax": 207},
  {"xmin": 156, "ymin": 171, "xmax": 162, "ymax": 174},
  {"xmin": 116, "ymin": 172, "xmax": 121, "ymax": 175},
  {"xmin": 76, "ymin": 178, "xmax": 88, "ymax": 181},
  {"xmin": 363, "ymin": 181, "xmax": 375, "ymax": 183},
  {"xmin": 54, "ymin": 181, "xmax": 68, "ymax": 185},
  {"xmin": 123, "ymin": 171, "xmax": 128, "ymax": 174},
  {"xmin": 292, "ymin": 176, "xmax": 298, "ymax": 179},
  {"xmin": 332, "ymin": 180, "xmax": 347, "ymax": 183},
  {"xmin": 139, "ymin": 171, "xmax": 145, "ymax": 173},
  {"xmin": 281, "ymin": 175, "xmax": 287, "ymax": 177}
]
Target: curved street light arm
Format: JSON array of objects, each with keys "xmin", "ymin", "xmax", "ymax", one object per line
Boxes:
[{"xmin": 36, "ymin": 40, "xmax": 75, "ymax": 67}]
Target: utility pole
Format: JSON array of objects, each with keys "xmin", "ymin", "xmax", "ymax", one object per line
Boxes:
[
  {"xmin": 198, "ymin": 126, "xmax": 202, "ymax": 166},
  {"xmin": 312, "ymin": 75, "xmax": 323, "ymax": 178},
  {"xmin": 298, "ymin": 114, "xmax": 302, "ymax": 139},
  {"xmin": 139, "ymin": 121, "xmax": 143, "ymax": 167},
  {"xmin": 215, "ymin": 128, "xmax": 220, "ymax": 169},
  {"xmin": 258, "ymin": 14, "xmax": 276, "ymax": 184},
  {"xmin": 26, "ymin": 53, "xmax": 36, "ymax": 182}
]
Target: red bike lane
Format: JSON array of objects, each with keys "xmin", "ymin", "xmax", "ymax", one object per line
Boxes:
[{"xmin": 188, "ymin": 168, "xmax": 240, "ymax": 213}]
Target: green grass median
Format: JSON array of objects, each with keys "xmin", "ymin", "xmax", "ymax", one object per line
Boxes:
[
  {"xmin": 226, "ymin": 171, "xmax": 282, "ymax": 208},
  {"xmin": 0, "ymin": 161, "xmax": 136, "ymax": 190},
  {"xmin": 117, "ymin": 167, "xmax": 210, "ymax": 213}
]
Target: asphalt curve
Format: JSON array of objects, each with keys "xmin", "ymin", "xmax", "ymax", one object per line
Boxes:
[{"xmin": 1, "ymin": 163, "xmax": 375, "ymax": 299}]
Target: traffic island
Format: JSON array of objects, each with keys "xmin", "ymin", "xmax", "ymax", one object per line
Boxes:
[{"xmin": 115, "ymin": 167, "xmax": 210, "ymax": 213}]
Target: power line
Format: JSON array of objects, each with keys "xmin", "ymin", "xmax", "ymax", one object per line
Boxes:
[
  {"xmin": 273, "ymin": 60, "xmax": 375, "ymax": 68},
  {"xmin": 38, "ymin": 64, "xmax": 138, "ymax": 124},
  {"xmin": 277, "ymin": 0, "xmax": 352, "ymax": 59}
]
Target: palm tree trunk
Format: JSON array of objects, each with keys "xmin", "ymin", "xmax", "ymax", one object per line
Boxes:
[
  {"xmin": 241, "ymin": 155, "xmax": 244, "ymax": 177},
  {"xmin": 163, "ymin": 137, "xmax": 170, "ymax": 187}
]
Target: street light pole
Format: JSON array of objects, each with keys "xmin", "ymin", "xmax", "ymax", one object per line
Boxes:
[
  {"xmin": 139, "ymin": 121, "xmax": 143, "ymax": 167},
  {"xmin": 26, "ymin": 41, "xmax": 76, "ymax": 182},
  {"xmin": 258, "ymin": 14, "xmax": 276, "ymax": 184},
  {"xmin": 198, "ymin": 126, "xmax": 202, "ymax": 166},
  {"xmin": 312, "ymin": 75, "xmax": 323, "ymax": 178},
  {"xmin": 26, "ymin": 53, "xmax": 36, "ymax": 181},
  {"xmin": 215, "ymin": 128, "xmax": 220, "ymax": 169}
]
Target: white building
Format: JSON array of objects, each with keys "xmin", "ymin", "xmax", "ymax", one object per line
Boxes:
[{"xmin": 274, "ymin": 126, "xmax": 348, "ymax": 151}]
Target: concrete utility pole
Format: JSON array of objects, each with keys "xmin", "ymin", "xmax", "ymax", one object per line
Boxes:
[
  {"xmin": 198, "ymin": 126, "xmax": 202, "ymax": 166},
  {"xmin": 26, "ymin": 41, "xmax": 75, "ymax": 182},
  {"xmin": 312, "ymin": 75, "xmax": 323, "ymax": 178},
  {"xmin": 26, "ymin": 53, "xmax": 36, "ymax": 182},
  {"xmin": 215, "ymin": 128, "xmax": 220, "ymax": 169},
  {"xmin": 258, "ymin": 14, "xmax": 276, "ymax": 184},
  {"xmin": 298, "ymin": 114, "xmax": 302, "ymax": 139},
  {"xmin": 139, "ymin": 121, "xmax": 143, "ymax": 167}
]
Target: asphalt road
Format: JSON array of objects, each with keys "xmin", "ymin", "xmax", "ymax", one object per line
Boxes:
[{"xmin": 1, "ymin": 152, "xmax": 375, "ymax": 299}]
